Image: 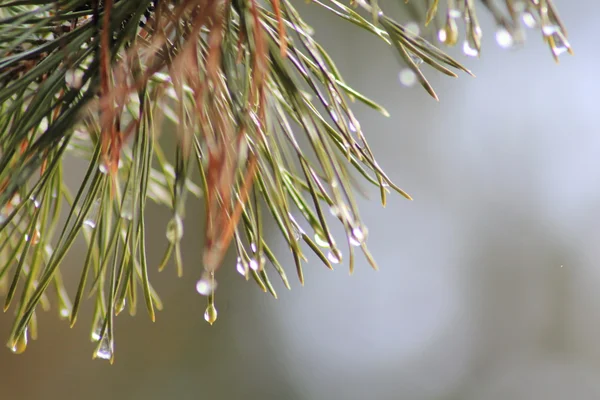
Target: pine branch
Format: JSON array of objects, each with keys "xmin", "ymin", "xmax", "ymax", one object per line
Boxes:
[{"xmin": 0, "ymin": 0, "xmax": 571, "ymax": 361}]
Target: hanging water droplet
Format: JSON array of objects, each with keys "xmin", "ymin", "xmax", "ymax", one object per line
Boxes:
[
  {"xmin": 83, "ymin": 199, "xmax": 101, "ymax": 229},
  {"xmin": 405, "ymin": 21, "xmax": 420, "ymax": 37},
  {"xmin": 120, "ymin": 186, "xmax": 134, "ymax": 220},
  {"xmin": 236, "ymin": 257, "xmax": 247, "ymax": 276},
  {"xmin": 204, "ymin": 304, "xmax": 218, "ymax": 325},
  {"xmin": 11, "ymin": 327, "xmax": 28, "ymax": 354},
  {"xmin": 314, "ymin": 233, "xmax": 330, "ymax": 248},
  {"xmin": 495, "ymin": 27, "xmax": 514, "ymax": 48},
  {"xmin": 29, "ymin": 195, "xmax": 40, "ymax": 208},
  {"xmin": 542, "ymin": 24, "xmax": 559, "ymax": 36},
  {"xmin": 327, "ymin": 249, "xmax": 342, "ymax": 264},
  {"xmin": 59, "ymin": 307, "xmax": 70, "ymax": 319},
  {"xmin": 330, "ymin": 206, "xmax": 340, "ymax": 218},
  {"xmin": 166, "ymin": 215, "xmax": 183, "ymax": 243},
  {"xmin": 448, "ymin": 8, "xmax": 462, "ymax": 19},
  {"xmin": 349, "ymin": 225, "xmax": 368, "ymax": 247},
  {"xmin": 196, "ymin": 274, "xmax": 217, "ymax": 296},
  {"xmin": 91, "ymin": 323, "xmax": 102, "ymax": 342},
  {"xmin": 94, "ymin": 335, "xmax": 112, "ymax": 361},
  {"xmin": 438, "ymin": 29, "xmax": 447, "ymax": 43},
  {"xmin": 65, "ymin": 68, "xmax": 84, "ymax": 89},
  {"xmin": 99, "ymin": 162, "xmax": 109, "ymax": 175},
  {"xmin": 25, "ymin": 229, "xmax": 40, "ymax": 245},
  {"xmin": 331, "ymin": 111, "xmax": 339, "ymax": 123},
  {"xmin": 521, "ymin": 12, "xmax": 537, "ymax": 29},
  {"xmin": 462, "ymin": 40, "xmax": 479, "ymax": 57},
  {"xmin": 549, "ymin": 33, "xmax": 571, "ymax": 57},
  {"xmin": 250, "ymin": 242, "xmax": 257, "ymax": 252},
  {"xmin": 398, "ymin": 69, "xmax": 417, "ymax": 87},
  {"xmin": 409, "ymin": 54, "xmax": 424, "ymax": 66},
  {"xmin": 249, "ymin": 258, "xmax": 260, "ymax": 271}
]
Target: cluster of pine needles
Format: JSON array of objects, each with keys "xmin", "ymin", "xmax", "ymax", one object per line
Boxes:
[{"xmin": 0, "ymin": 0, "xmax": 571, "ymax": 361}]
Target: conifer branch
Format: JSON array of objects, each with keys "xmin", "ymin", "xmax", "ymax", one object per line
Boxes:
[{"xmin": 0, "ymin": 0, "xmax": 571, "ymax": 361}]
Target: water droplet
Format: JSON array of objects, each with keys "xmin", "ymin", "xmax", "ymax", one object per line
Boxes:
[
  {"xmin": 330, "ymin": 206, "xmax": 340, "ymax": 217},
  {"xmin": 91, "ymin": 325, "xmax": 102, "ymax": 342},
  {"xmin": 462, "ymin": 40, "xmax": 479, "ymax": 57},
  {"xmin": 25, "ymin": 229, "xmax": 40, "ymax": 245},
  {"xmin": 99, "ymin": 163, "xmax": 109, "ymax": 175},
  {"xmin": 331, "ymin": 111, "xmax": 339, "ymax": 123},
  {"xmin": 327, "ymin": 249, "xmax": 342, "ymax": 264},
  {"xmin": 549, "ymin": 33, "xmax": 571, "ymax": 57},
  {"xmin": 349, "ymin": 225, "xmax": 368, "ymax": 246},
  {"xmin": 11, "ymin": 328, "xmax": 28, "ymax": 354},
  {"xmin": 29, "ymin": 195, "xmax": 40, "ymax": 208},
  {"xmin": 166, "ymin": 215, "xmax": 183, "ymax": 243},
  {"xmin": 438, "ymin": 29, "xmax": 447, "ymax": 43},
  {"xmin": 83, "ymin": 199, "xmax": 100, "ymax": 229},
  {"xmin": 409, "ymin": 54, "xmax": 424, "ymax": 66},
  {"xmin": 542, "ymin": 24, "xmax": 559, "ymax": 36},
  {"xmin": 314, "ymin": 233, "xmax": 330, "ymax": 248},
  {"xmin": 249, "ymin": 258, "xmax": 260, "ymax": 271},
  {"xmin": 448, "ymin": 8, "xmax": 461, "ymax": 19},
  {"xmin": 59, "ymin": 307, "xmax": 70, "ymax": 319},
  {"xmin": 521, "ymin": 12, "xmax": 537, "ymax": 29},
  {"xmin": 196, "ymin": 274, "xmax": 217, "ymax": 296},
  {"xmin": 94, "ymin": 335, "xmax": 112, "ymax": 361},
  {"xmin": 250, "ymin": 242, "xmax": 257, "ymax": 252},
  {"xmin": 398, "ymin": 69, "xmax": 417, "ymax": 87},
  {"xmin": 236, "ymin": 257, "xmax": 247, "ymax": 276},
  {"xmin": 405, "ymin": 21, "xmax": 420, "ymax": 37},
  {"xmin": 204, "ymin": 304, "xmax": 218, "ymax": 325},
  {"xmin": 65, "ymin": 68, "xmax": 84, "ymax": 89},
  {"xmin": 120, "ymin": 186, "xmax": 134, "ymax": 220},
  {"xmin": 495, "ymin": 27, "xmax": 514, "ymax": 48}
]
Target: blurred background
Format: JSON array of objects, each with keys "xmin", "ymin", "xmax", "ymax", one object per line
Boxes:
[{"xmin": 2, "ymin": 0, "xmax": 599, "ymax": 399}]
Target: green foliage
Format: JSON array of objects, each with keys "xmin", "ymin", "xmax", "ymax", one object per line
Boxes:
[{"xmin": 0, "ymin": 0, "xmax": 570, "ymax": 361}]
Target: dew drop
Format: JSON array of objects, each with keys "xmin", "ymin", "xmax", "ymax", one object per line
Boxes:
[
  {"xmin": 462, "ymin": 40, "xmax": 479, "ymax": 57},
  {"xmin": 204, "ymin": 304, "xmax": 218, "ymax": 325},
  {"xmin": 314, "ymin": 233, "xmax": 330, "ymax": 248},
  {"xmin": 29, "ymin": 195, "xmax": 40, "ymax": 208},
  {"xmin": 166, "ymin": 215, "xmax": 184, "ymax": 243},
  {"xmin": 542, "ymin": 24, "xmax": 559, "ymax": 36},
  {"xmin": 549, "ymin": 33, "xmax": 571, "ymax": 57},
  {"xmin": 405, "ymin": 21, "xmax": 420, "ymax": 37},
  {"xmin": 409, "ymin": 54, "xmax": 424, "ymax": 66},
  {"xmin": 98, "ymin": 163, "xmax": 109, "ymax": 175},
  {"xmin": 398, "ymin": 69, "xmax": 417, "ymax": 87},
  {"xmin": 521, "ymin": 12, "xmax": 537, "ymax": 29},
  {"xmin": 250, "ymin": 242, "xmax": 257, "ymax": 252},
  {"xmin": 65, "ymin": 69, "xmax": 84, "ymax": 89},
  {"xmin": 196, "ymin": 274, "xmax": 217, "ymax": 296},
  {"xmin": 120, "ymin": 187, "xmax": 134, "ymax": 220},
  {"xmin": 349, "ymin": 225, "xmax": 368, "ymax": 247},
  {"xmin": 94, "ymin": 335, "xmax": 112, "ymax": 361},
  {"xmin": 249, "ymin": 258, "xmax": 260, "ymax": 271},
  {"xmin": 448, "ymin": 8, "xmax": 461, "ymax": 19},
  {"xmin": 83, "ymin": 199, "xmax": 100, "ymax": 229},
  {"xmin": 438, "ymin": 29, "xmax": 447, "ymax": 43},
  {"xmin": 236, "ymin": 257, "xmax": 247, "ymax": 276},
  {"xmin": 495, "ymin": 27, "xmax": 514, "ymax": 48},
  {"xmin": 327, "ymin": 249, "xmax": 342, "ymax": 264},
  {"xmin": 91, "ymin": 324, "xmax": 102, "ymax": 342},
  {"xmin": 11, "ymin": 328, "xmax": 28, "ymax": 354},
  {"xmin": 59, "ymin": 307, "xmax": 71, "ymax": 319},
  {"xmin": 331, "ymin": 111, "xmax": 339, "ymax": 123}
]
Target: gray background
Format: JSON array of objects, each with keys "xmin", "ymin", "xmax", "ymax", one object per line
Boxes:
[{"xmin": 2, "ymin": 1, "xmax": 599, "ymax": 399}]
